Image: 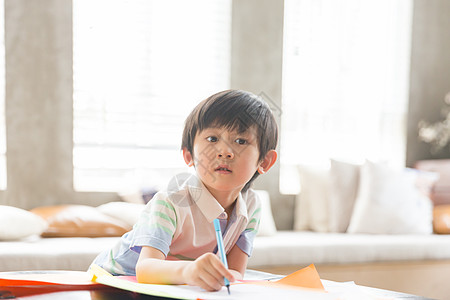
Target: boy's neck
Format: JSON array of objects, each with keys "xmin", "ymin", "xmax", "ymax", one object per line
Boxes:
[{"xmin": 206, "ymin": 186, "xmax": 240, "ymax": 213}]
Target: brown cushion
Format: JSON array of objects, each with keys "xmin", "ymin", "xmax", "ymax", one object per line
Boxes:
[
  {"xmin": 415, "ymin": 159, "xmax": 450, "ymax": 205},
  {"xmin": 433, "ymin": 205, "xmax": 450, "ymax": 234},
  {"xmin": 30, "ymin": 205, "xmax": 131, "ymax": 237}
]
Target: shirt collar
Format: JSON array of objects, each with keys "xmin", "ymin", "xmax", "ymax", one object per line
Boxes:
[
  {"xmin": 234, "ymin": 192, "xmax": 249, "ymax": 222},
  {"xmin": 187, "ymin": 175, "xmax": 248, "ymax": 223},
  {"xmin": 187, "ymin": 176, "xmax": 223, "ymax": 223}
]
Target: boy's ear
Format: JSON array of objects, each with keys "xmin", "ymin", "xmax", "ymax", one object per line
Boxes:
[
  {"xmin": 182, "ymin": 148, "xmax": 194, "ymax": 167},
  {"xmin": 257, "ymin": 150, "xmax": 277, "ymax": 174}
]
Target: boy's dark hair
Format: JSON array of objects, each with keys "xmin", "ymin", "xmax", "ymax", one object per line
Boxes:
[{"xmin": 181, "ymin": 89, "xmax": 278, "ymax": 192}]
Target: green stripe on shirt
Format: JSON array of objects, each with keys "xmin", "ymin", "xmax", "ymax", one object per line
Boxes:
[
  {"xmin": 152, "ymin": 211, "xmax": 176, "ymax": 227},
  {"xmin": 155, "ymin": 199, "xmax": 176, "ymax": 214},
  {"xmin": 251, "ymin": 207, "xmax": 261, "ymax": 218},
  {"xmin": 109, "ymin": 249, "xmax": 116, "ymax": 268},
  {"xmin": 248, "ymin": 218, "xmax": 258, "ymax": 225}
]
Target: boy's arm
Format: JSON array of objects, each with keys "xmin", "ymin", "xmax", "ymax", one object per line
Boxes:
[
  {"xmin": 226, "ymin": 244, "xmax": 248, "ymax": 280},
  {"xmin": 136, "ymin": 246, "xmax": 235, "ymax": 291}
]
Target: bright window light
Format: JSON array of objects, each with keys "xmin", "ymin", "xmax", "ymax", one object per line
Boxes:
[
  {"xmin": 281, "ymin": 0, "xmax": 413, "ymax": 194},
  {"xmin": 73, "ymin": 0, "xmax": 231, "ymax": 192}
]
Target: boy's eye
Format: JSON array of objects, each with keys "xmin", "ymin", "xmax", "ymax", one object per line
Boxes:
[
  {"xmin": 206, "ymin": 136, "xmax": 218, "ymax": 143},
  {"xmin": 235, "ymin": 138, "xmax": 247, "ymax": 145}
]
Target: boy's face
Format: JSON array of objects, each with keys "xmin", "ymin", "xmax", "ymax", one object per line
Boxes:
[{"xmin": 188, "ymin": 126, "xmax": 261, "ymax": 197}]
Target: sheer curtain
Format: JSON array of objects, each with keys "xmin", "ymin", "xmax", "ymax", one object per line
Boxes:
[
  {"xmin": 281, "ymin": 0, "xmax": 413, "ymax": 194},
  {"xmin": 73, "ymin": 0, "xmax": 231, "ymax": 192}
]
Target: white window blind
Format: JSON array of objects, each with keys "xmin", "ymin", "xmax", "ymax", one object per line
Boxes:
[
  {"xmin": 73, "ymin": 0, "xmax": 231, "ymax": 192},
  {"xmin": 0, "ymin": 0, "xmax": 5, "ymax": 190},
  {"xmin": 281, "ymin": 0, "xmax": 413, "ymax": 194}
]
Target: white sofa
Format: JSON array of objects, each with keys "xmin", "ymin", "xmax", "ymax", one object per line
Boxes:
[{"xmin": 3, "ymin": 231, "xmax": 450, "ymax": 271}]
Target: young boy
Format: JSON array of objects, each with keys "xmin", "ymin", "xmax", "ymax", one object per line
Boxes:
[{"xmin": 91, "ymin": 89, "xmax": 278, "ymax": 292}]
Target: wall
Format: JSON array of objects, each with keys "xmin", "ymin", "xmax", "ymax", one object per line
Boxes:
[
  {"xmin": 0, "ymin": 0, "xmax": 119, "ymax": 209},
  {"xmin": 406, "ymin": 0, "xmax": 450, "ymax": 166},
  {"xmin": 4, "ymin": 0, "xmax": 73, "ymax": 208}
]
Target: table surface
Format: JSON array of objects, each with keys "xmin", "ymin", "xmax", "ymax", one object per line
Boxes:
[
  {"xmin": 0, "ymin": 287, "xmax": 432, "ymax": 300},
  {"xmin": 0, "ymin": 270, "xmax": 432, "ymax": 300}
]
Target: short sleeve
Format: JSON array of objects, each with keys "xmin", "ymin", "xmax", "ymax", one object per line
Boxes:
[
  {"xmin": 235, "ymin": 193, "xmax": 261, "ymax": 256},
  {"xmin": 129, "ymin": 193, "xmax": 178, "ymax": 256}
]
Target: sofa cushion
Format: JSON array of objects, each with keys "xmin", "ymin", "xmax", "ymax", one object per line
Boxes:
[
  {"xmin": 347, "ymin": 161, "xmax": 433, "ymax": 234},
  {"xmin": 433, "ymin": 205, "xmax": 450, "ymax": 234},
  {"xmin": 328, "ymin": 159, "xmax": 360, "ymax": 232},
  {"xmin": 0, "ymin": 205, "xmax": 48, "ymax": 241},
  {"xmin": 415, "ymin": 159, "xmax": 450, "ymax": 205},
  {"xmin": 294, "ymin": 164, "xmax": 329, "ymax": 232},
  {"xmin": 97, "ymin": 202, "xmax": 146, "ymax": 227},
  {"xmin": 254, "ymin": 190, "xmax": 277, "ymax": 236},
  {"xmin": 30, "ymin": 205, "xmax": 131, "ymax": 237}
]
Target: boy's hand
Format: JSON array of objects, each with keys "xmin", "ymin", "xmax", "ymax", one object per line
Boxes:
[{"xmin": 182, "ymin": 253, "xmax": 235, "ymax": 291}]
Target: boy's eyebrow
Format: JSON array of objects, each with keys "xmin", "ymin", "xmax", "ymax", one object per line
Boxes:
[
  {"xmin": 201, "ymin": 127, "xmax": 256, "ymax": 136},
  {"xmin": 198, "ymin": 127, "xmax": 222, "ymax": 134},
  {"xmin": 200, "ymin": 122, "xmax": 258, "ymax": 135}
]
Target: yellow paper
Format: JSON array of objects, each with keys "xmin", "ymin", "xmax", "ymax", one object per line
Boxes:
[{"xmin": 89, "ymin": 265, "xmax": 183, "ymax": 299}]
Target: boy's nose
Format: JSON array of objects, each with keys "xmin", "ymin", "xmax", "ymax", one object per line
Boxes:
[
  {"xmin": 217, "ymin": 152, "xmax": 234, "ymax": 159},
  {"xmin": 217, "ymin": 148, "xmax": 234, "ymax": 159}
]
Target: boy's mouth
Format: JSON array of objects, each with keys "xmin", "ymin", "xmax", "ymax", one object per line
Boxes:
[{"xmin": 215, "ymin": 165, "xmax": 232, "ymax": 174}]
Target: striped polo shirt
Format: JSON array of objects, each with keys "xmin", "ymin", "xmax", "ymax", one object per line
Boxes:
[{"xmin": 91, "ymin": 173, "xmax": 261, "ymax": 276}]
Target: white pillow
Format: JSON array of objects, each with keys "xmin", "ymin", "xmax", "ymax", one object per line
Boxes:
[
  {"xmin": 347, "ymin": 161, "xmax": 433, "ymax": 234},
  {"xmin": 328, "ymin": 160, "xmax": 360, "ymax": 232},
  {"xmin": 119, "ymin": 191, "xmax": 145, "ymax": 204},
  {"xmin": 254, "ymin": 190, "xmax": 277, "ymax": 236},
  {"xmin": 0, "ymin": 205, "xmax": 48, "ymax": 240},
  {"xmin": 97, "ymin": 202, "xmax": 146, "ymax": 227},
  {"xmin": 294, "ymin": 164, "xmax": 329, "ymax": 232}
]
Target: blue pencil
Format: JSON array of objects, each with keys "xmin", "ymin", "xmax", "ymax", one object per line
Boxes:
[{"xmin": 213, "ymin": 219, "xmax": 230, "ymax": 294}]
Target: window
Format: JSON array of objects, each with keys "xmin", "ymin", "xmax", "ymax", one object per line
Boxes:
[
  {"xmin": 0, "ymin": 0, "xmax": 5, "ymax": 190},
  {"xmin": 281, "ymin": 0, "xmax": 413, "ymax": 194},
  {"xmin": 73, "ymin": 0, "xmax": 231, "ymax": 192}
]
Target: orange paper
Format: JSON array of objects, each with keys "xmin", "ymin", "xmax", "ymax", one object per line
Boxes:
[{"xmin": 276, "ymin": 264, "xmax": 324, "ymax": 290}]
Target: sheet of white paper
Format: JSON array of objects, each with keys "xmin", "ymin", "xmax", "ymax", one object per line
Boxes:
[
  {"xmin": 172, "ymin": 283, "xmax": 335, "ymax": 300},
  {"xmin": 322, "ymin": 280, "xmax": 397, "ymax": 300},
  {"xmin": 95, "ymin": 275, "xmax": 335, "ymax": 300}
]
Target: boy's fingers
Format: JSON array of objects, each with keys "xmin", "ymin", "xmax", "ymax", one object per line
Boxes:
[
  {"xmin": 199, "ymin": 268, "xmax": 223, "ymax": 291},
  {"xmin": 203, "ymin": 256, "xmax": 227, "ymax": 281},
  {"xmin": 208, "ymin": 254, "xmax": 235, "ymax": 283},
  {"xmin": 195, "ymin": 253, "xmax": 234, "ymax": 289}
]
